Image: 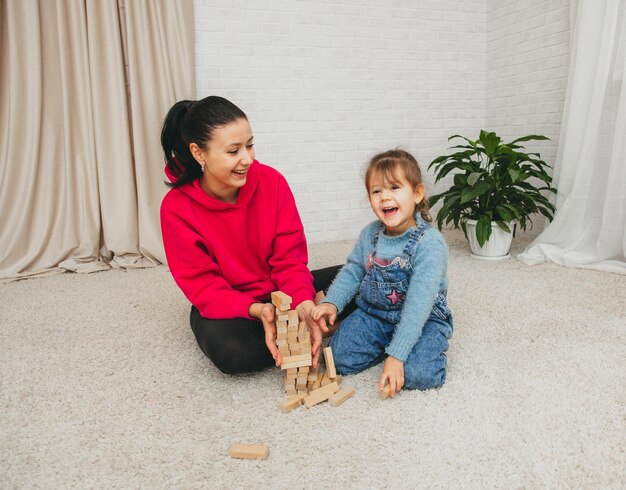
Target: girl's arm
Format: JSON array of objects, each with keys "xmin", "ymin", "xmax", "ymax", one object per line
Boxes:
[{"xmin": 320, "ymin": 222, "xmax": 376, "ymax": 313}]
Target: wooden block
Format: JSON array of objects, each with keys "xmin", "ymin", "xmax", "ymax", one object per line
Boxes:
[
  {"xmin": 281, "ymin": 354, "xmax": 310, "ymax": 364},
  {"xmin": 329, "ymin": 386, "xmax": 356, "ymax": 407},
  {"xmin": 277, "ymin": 332, "xmax": 288, "ymax": 341},
  {"xmin": 279, "ymin": 393, "xmax": 307, "ymax": 412},
  {"xmin": 307, "ymin": 366, "xmax": 319, "ymax": 382},
  {"xmin": 281, "ymin": 358, "xmax": 312, "ymax": 370},
  {"xmin": 297, "ymin": 366, "xmax": 309, "ymax": 374},
  {"xmin": 380, "ymin": 383, "xmax": 392, "ymax": 400},
  {"xmin": 304, "ymin": 381, "xmax": 340, "ymax": 408},
  {"xmin": 228, "ymin": 444, "xmax": 269, "ymax": 460},
  {"xmin": 281, "ymin": 353, "xmax": 312, "ymax": 370},
  {"xmin": 288, "ymin": 310, "xmax": 299, "ymax": 326},
  {"xmin": 286, "ymin": 387, "xmax": 297, "ymax": 396},
  {"xmin": 271, "ymin": 291, "xmax": 292, "ymax": 308},
  {"xmin": 312, "ymin": 369, "xmax": 323, "ymax": 389},
  {"xmin": 323, "ymin": 347, "xmax": 337, "ymax": 378},
  {"xmin": 320, "ymin": 371, "xmax": 331, "ymax": 386},
  {"xmin": 297, "ymin": 322, "xmax": 307, "ymax": 340},
  {"xmin": 335, "ymin": 375, "xmax": 343, "ymax": 385}
]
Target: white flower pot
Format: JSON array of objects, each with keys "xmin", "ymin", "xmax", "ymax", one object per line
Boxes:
[{"xmin": 465, "ymin": 219, "xmax": 514, "ymax": 260}]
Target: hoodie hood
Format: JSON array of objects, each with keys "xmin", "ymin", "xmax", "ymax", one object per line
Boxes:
[{"xmin": 165, "ymin": 159, "xmax": 261, "ymax": 211}]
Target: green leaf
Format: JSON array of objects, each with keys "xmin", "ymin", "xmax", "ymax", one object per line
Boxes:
[
  {"xmin": 460, "ymin": 181, "xmax": 491, "ymax": 204},
  {"xmin": 467, "ymin": 172, "xmax": 482, "ymax": 186},
  {"xmin": 508, "ymin": 168, "xmax": 520, "ymax": 182},
  {"xmin": 476, "ymin": 215, "xmax": 492, "ymax": 247},
  {"xmin": 479, "ymin": 131, "xmax": 501, "ymax": 156},
  {"xmin": 508, "ymin": 134, "xmax": 550, "ymax": 146},
  {"xmin": 495, "ymin": 220, "xmax": 512, "ymax": 233},
  {"xmin": 495, "ymin": 205, "xmax": 515, "ymax": 222}
]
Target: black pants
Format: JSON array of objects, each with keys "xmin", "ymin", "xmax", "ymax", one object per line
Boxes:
[{"xmin": 190, "ymin": 265, "xmax": 354, "ymax": 374}]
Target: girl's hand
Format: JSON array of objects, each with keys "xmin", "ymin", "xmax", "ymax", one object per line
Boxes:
[
  {"xmin": 380, "ymin": 356, "xmax": 404, "ymax": 397},
  {"xmin": 310, "ymin": 302, "xmax": 338, "ymax": 334},
  {"xmin": 295, "ymin": 300, "xmax": 323, "ymax": 368},
  {"xmin": 249, "ymin": 302, "xmax": 280, "ymax": 366}
]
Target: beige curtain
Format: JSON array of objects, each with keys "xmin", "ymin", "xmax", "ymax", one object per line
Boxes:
[{"xmin": 0, "ymin": 0, "xmax": 194, "ymax": 281}]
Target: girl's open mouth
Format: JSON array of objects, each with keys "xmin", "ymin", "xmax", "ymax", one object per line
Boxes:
[{"xmin": 382, "ymin": 206, "xmax": 398, "ymax": 216}]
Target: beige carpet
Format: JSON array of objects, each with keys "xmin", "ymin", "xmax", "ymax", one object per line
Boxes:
[{"xmin": 1, "ymin": 229, "xmax": 625, "ymax": 489}]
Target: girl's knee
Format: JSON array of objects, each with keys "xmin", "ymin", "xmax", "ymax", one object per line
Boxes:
[{"xmin": 404, "ymin": 362, "xmax": 447, "ymax": 391}]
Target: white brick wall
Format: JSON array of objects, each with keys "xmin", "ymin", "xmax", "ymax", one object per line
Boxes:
[
  {"xmin": 486, "ymin": 0, "xmax": 571, "ymax": 235},
  {"xmin": 194, "ymin": 0, "xmax": 569, "ymax": 242},
  {"xmin": 194, "ymin": 0, "xmax": 487, "ymax": 242}
]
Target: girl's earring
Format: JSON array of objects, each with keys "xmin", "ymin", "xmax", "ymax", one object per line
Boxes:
[{"xmin": 201, "ymin": 164, "xmax": 205, "ymax": 173}]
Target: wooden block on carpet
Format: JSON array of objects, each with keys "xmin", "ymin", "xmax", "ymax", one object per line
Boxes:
[
  {"xmin": 279, "ymin": 393, "xmax": 307, "ymax": 413},
  {"xmin": 228, "ymin": 443, "xmax": 269, "ymax": 460},
  {"xmin": 304, "ymin": 381, "xmax": 340, "ymax": 408},
  {"xmin": 380, "ymin": 383, "xmax": 392, "ymax": 400},
  {"xmin": 329, "ymin": 386, "xmax": 356, "ymax": 407}
]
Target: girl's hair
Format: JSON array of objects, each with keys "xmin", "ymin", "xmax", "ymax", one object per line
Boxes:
[
  {"xmin": 160, "ymin": 96, "xmax": 248, "ymax": 188},
  {"xmin": 364, "ymin": 148, "xmax": 432, "ymax": 222}
]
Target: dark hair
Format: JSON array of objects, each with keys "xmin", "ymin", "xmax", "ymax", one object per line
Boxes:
[
  {"xmin": 364, "ymin": 148, "xmax": 432, "ymax": 222},
  {"xmin": 160, "ymin": 96, "xmax": 248, "ymax": 188}
]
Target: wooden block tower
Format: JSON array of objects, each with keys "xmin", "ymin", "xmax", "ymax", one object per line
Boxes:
[{"xmin": 271, "ymin": 291, "xmax": 354, "ymax": 411}]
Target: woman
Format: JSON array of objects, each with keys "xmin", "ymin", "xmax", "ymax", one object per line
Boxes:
[{"xmin": 160, "ymin": 96, "xmax": 338, "ymax": 374}]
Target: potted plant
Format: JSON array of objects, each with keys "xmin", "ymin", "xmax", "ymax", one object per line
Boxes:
[{"xmin": 428, "ymin": 130, "xmax": 557, "ymax": 259}]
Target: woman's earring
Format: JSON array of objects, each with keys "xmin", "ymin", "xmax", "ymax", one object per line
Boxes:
[{"xmin": 201, "ymin": 164, "xmax": 205, "ymax": 173}]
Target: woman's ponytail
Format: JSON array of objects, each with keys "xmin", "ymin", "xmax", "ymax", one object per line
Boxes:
[{"xmin": 161, "ymin": 100, "xmax": 203, "ymax": 188}]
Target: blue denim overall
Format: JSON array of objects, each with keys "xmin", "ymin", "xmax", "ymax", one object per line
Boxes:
[{"xmin": 329, "ymin": 220, "xmax": 453, "ymax": 390}]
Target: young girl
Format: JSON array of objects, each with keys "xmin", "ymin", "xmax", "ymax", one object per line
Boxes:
[
  {"xmin": 311, "ymin": 149, "xmax": 453, "ymax": 397},
  {"xmin": 160, "ymin": 96, "xmax": 339, "ymax": 374}
]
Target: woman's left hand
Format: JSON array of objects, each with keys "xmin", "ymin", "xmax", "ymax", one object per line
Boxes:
[
  {"xmin": 380, "ymin": 356, "xmax": 405, "ymax": 397},
  {"xmin": 296, "ymin": 299, "xmax": 323, "ymax": 368}
]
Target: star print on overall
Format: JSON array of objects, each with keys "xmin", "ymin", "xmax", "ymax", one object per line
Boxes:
[{"xmin": 386, "ymin": 289, "xmax": 405, "ymax": 305}]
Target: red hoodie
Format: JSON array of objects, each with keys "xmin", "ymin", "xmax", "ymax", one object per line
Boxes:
[{"xmin": 160, "ymin": 160, "xmax": 315, "ymax": 319}]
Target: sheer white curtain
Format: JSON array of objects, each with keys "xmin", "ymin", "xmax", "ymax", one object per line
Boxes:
[
  {"xmin": 0, "ymin": 0, "xmax": 194, "ymax": 281},
  {"xmin": 519, "ymin": 0, "xmax": 626, "ymax": 274}
]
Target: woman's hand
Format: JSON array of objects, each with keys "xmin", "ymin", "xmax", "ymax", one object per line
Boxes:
[
  {"xmin": 296, "ymin": 299, "xmax": 322, "ymax": 368},
  {"xmin": 249, "ymin": 302, "xmax": 280, "ymax": 366},
  {"xmin": 379, "ymin": 356, "xmax": 404, "ymax": 397}
]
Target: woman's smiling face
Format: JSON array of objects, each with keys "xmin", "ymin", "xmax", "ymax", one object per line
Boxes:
[{"xmin": 191, "ymin": 117, "xmax": 255, "ymax": 203}]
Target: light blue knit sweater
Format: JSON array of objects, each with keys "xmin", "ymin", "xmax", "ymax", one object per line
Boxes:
[{"xmin": 322, "ymin": 216, "xmax": 449, "ymax": 362}]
